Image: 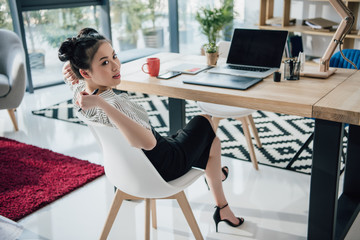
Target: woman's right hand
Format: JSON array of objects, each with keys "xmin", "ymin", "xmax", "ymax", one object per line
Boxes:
[
  {"xmin": 62, "ymin": 62, "xmax": 80, "ymax": 85},
  {"xmin": 76, "ymin": 91, "xmax": 102, "ymax": 110}
]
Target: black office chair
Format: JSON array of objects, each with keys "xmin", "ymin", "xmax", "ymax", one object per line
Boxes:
[{"xmin": 286, "ymin": 49, "xmax": 359, "ymax": 170}]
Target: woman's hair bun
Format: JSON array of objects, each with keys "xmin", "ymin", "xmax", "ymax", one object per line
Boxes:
[
  {"xmin": 77, "ymin": 28, "xmax": 100, "ymax": 38},
  {"xmin": 58, "ymin": 37, "xmax": 77, "ymax": 62}
]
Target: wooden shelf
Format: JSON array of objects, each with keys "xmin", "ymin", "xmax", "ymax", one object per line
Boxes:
[
  {"xmin": 308, "ymin": 0, "xmax": 360, "ymax": 2},
  {"xmin": 259, "ymin": 0, "xmax": 360, "ymax": 49},
  {"xmin": 259, "ymin": 24, "xmax": 360, "ymax": 39}
]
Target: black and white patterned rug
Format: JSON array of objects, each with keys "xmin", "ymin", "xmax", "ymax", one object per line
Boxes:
[{"xmin": 32, "ymin": 92, "xmax": 322, "ymax": 175}]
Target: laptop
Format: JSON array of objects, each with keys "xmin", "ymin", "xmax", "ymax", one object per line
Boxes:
[
  {"xmin": 208, "ymin": 28, "xmax": 288, "ymax": 78},
  {"xmin": 183, "ymin": 73, "xmax": 262, "ymax": 90}
]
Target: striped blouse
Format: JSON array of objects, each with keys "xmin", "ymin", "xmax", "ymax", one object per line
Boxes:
[{"xmin": 67, "ymin": 80, "xmax": 151, "ymax": 130}]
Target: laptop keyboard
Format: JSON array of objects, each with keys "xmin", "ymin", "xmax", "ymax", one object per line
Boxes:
[{"xmin": 226, "ymin": 65, "xmax": 270, "ymax": 72}]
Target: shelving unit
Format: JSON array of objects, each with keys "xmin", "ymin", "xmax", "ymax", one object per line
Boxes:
[{"xmin": 259, "ymin": 0, "xmax": 360, "ymax": 49}]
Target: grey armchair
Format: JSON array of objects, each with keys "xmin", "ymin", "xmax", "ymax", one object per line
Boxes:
[{"xmin": 0, "ymin": 29, "xmax": 26, "ymax": 131}]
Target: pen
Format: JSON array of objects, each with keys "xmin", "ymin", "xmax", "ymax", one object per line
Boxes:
[
  {"xmin": 289, "ymin": 59, "xmax": 294, "ymax": 77},
  {"xmin": 78, "ymin": 88, "xmax": 99, "ymax": 112},
  {"xmin": 300, "ymin": 52, "xmax": 305, "ymax": 72}
]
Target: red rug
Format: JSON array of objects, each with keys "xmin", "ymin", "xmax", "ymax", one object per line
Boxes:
[{"xmin": 0, "ymin": 137, "xmax": 104, "ymax": 221}]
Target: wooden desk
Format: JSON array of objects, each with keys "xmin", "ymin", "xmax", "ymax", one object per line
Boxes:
[
  {"xmin": 314, "ymin": 71, "xmax": 360, "ymax": 125},
  {"xmin": 118, "ymin": 52, "xmax": 359, "ymax": 239}
]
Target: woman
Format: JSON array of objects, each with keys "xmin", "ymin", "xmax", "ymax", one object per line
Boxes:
[{"xmin": 59, "ymin": 28, "xmax": 244, "ymax": 232}]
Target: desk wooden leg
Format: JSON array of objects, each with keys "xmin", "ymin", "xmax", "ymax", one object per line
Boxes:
[
  {"xmin": 308, "ymin": 119, "xmax": 343, "ymax": 240},
  {"xmin": 169, "ymin": 98, "xmax": 186, "ymax": 135}
]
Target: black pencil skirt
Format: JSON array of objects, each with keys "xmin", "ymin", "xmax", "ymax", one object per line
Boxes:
[{"xmin": 142, "ymin": 115, "xmax": 216, "ymax": 182}]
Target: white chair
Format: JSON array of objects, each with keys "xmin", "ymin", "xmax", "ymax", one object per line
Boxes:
[
  {"xmin": 197, "ymin": 41, "xmax": 262, "ymax": 170},
  {"xmin": 0, "ymin": 29, "xmax": 26, "ymax": 131},
  {"xmin": 77, "ymin": 113, "xmax": 204, "ymax": 240}
]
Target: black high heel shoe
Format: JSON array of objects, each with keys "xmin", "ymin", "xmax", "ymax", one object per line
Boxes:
[
  {"xmin": 213, "ymin": 203, "xmax": 244, "ymax": 232},
  {"xmin": 204, "ymin": 166, "xmax": 229, "ymax": 190}
]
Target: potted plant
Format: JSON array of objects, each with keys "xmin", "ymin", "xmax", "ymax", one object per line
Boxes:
[
  {"xmin": 204, "ymin": 42, "xmax": 219, "ymax": 66},
  {"xmin": 141, "ymin": 0, "xmax": 165, "ymax": 48},
  {"xmin": 195, "ymin": 0, "xmax": 234, "ymax": 55},
  {"xmin": 113, "ymin": 0, "xmax": 146, "ymax": 50},
  {"xmin": 23, "ymin": 11, "xmax": 46, "ymax": 69}
]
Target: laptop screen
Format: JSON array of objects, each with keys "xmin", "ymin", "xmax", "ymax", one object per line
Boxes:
[{"xmin": 226, "ymin": 29, "xmax": 288, "ymax": 68}]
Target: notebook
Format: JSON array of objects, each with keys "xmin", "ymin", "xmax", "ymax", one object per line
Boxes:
[
  {"xmin": 208, "ymin": 28, "xmax": 288, "ymax": 78},
  {"xmin": 183, "ymin": 73, "xmax": 262, "ymax": 90}
]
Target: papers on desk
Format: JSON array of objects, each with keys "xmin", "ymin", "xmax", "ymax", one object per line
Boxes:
[
  {"xmin": 168, "ymin": 63, "xmax": 212, "ymax": 75},
  {"xmin": 304, "ymin": 18, "xmax": 338, "ymax": 30},
  {"xmin": 266, "ymin": 17, "xmax": 296, "ymax": 26}
]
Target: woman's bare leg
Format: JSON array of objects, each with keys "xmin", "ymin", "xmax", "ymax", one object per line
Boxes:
[{"xmin": 201, "ymin": 115, "xmax": 240, "ymax": 225}]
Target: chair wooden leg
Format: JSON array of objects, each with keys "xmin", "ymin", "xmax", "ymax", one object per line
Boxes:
[
  {"xmin": 7, "ymin": 109, "xmax": 19, "ymax": 131},
  {"xmin": 237, "ymin": 117, "xmax": 259, "ymax": 170},
  {"xmin": 211, "ymin": 117, "xmax": 222, "ymax": 131},
  {"xmin": 151, "ymin": 199, "xmax": 157, "ymax": 229},
  {"xmin": 100, "ymin": 189, "xmax": 126, "ymax": 240},
  {"xmin": 145, "ymin": 199, "xmax": 151, "ymax": 240},
  {"xmin": 175, "ymin": 191, "xmax": 203, "ymax": 240},
  {"xmin": 247, "ymin": 115, "xmax": 262, "ymax": 148}
]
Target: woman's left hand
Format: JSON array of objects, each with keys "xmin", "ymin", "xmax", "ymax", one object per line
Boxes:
[{"xmin": 63, "ymin": 62, "xmax": 80, "ymax": 85}]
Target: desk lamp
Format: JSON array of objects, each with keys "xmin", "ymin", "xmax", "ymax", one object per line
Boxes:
[{"xmin": 302, "ymin": 0, "xmax": 355, "ymax": 78}]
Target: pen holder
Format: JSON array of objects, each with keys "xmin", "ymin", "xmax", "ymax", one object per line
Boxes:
[{"xmin": 284, "ymin": 59, "xmax": 300, "ymax": 80}]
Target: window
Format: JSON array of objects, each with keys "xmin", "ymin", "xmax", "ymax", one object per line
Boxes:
[
  {"xmin": 0, "ymin": 0, "xmax": 13, "ymax": 30},
  {"xmin": 178, "ymin": 0, "xmax": 245, "ymax": 54},
  {"xmin": 110, "ymin": 0, "xmax": 170, "ymax": 62},
  {"xmin": 8, "ymin": 0, "xmax": 111, "ymax": 92},
  {"xmin": 22, "ymin": 7, "xmax": 101, "ymax": 88}
]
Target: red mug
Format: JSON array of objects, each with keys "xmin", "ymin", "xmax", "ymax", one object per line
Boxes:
[{"xmin": 142, "ymin": 58, "xmax": 160, "ymax": 77}]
